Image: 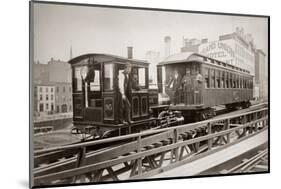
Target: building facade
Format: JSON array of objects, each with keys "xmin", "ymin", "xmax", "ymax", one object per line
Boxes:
[
  {"xmin": 181, "ymin": 28, "xmax": 256, "ymax": 75},
  {"xmin": 181, "ymin": 38, "xmax": 203, "ymax": 53},
  {"xmin": 34, "ymin": 84, "xmax": 56, "ymax": 115},
  {"xmin": 55, "ymin": 82, "xmax": 72, "ymax": 113},
  {"xmin": 255, "ymin": 49, "xmax": 268, "ymax": 99},
  {"xmin": 33, "ymin": 58, "xmax": 72, "ymax": 116}
]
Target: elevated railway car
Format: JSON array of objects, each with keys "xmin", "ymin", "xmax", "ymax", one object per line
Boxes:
[
  {"xmin": 69, "ymin": 52, "xmax": 253, "ymax": 139},
  {"xmin": 69, "ymin": 53, "xmax": 162, "ymax": 139},
  {"xmin": 157, "ymin": 52, "xmax": 254, "ymax": 122}
]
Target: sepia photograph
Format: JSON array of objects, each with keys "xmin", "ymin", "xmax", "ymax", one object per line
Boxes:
[{"xmin": 30, "ymin": 1, "xmax": 269, "ymax": 188}]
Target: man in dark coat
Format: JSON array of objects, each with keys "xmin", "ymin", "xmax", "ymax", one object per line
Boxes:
[
  {"xmin": 193, "ymin": 69, "xmax": 203, "ymax": 104},
  {"xmin": 85, "ymin": 63, "xmax": 95, "ymax": 83},
  {"xmin": 182, "ymin": 68, "xmax": 193, "ymax": 105},
  {"xmin": 117, "ymin": 64, "xmax": 133, "ymax": 124},
  {"xmin": 167, "ymin": 69, "xmax": 182, "ymax": 105}
]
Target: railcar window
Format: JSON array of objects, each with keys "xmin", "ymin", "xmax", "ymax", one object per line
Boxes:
[
  {"xmin": 204, "ymin": 68, "xmax": 210, "ymax": 88},
  {"xmin": 138, "ymin": 68, "xmax": 146, "ymax": 87},
  {"xmin": 216, "ymin": 70, "xmax": 221, "ymax": 88},
  {"xmin": 226, "ymin": 72, "xmax": 229, "ymax": 88},
  {"xmin": 221, "ymin": 71, "xmax": 225, "ymax": 88},
  {"xmin": 233, "ymin": 74, "xmax": 236, "ymax": 88},
  {"xmin": 104, "ymin": 63, "xmax": 114, "ymax": 91},
  {"xmin": 89, "ymin": 70, "xmax": 100, "ymax": 91},
  {"xmin": 74, "ymin": 66, "xmax": 83, "ymax": 91},
  {"xmin": 234, "ymin": 74, "xmax": 237, "ymax": 88},
  {"xmin": 249, "ymin": 79, "xmax": 253, "ymax": 89},
  {"xmin": 211, "ymin": 69, "xmax": 215, "ymax": 88},
  {"xmin": 229, "ymin": 74, "xmax": 233, "ymax": 88},
  {"xmin": 237, "ymin": 75, "xmax": 240, "ymax": 88},
  {"xmin": 238, "ymin": 76, "xmax": 240, "ymax": 88}
]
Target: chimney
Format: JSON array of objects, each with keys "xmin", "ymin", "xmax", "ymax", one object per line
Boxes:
[
  {"xmin": 164, "ymin": 36, "xmax": 171, "ymax": 58},
  {"xmin": 127, "ymin": 46, "xmax": 133, "ymax": 59},
  {"xmin": 201, "ymin": 38, "xmax": 208, "ymax": 44}
]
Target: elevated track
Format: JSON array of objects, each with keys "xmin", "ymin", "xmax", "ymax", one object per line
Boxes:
[{"xmin": 32, "ymin": 104, "xmax": 268, "ymax": 187}]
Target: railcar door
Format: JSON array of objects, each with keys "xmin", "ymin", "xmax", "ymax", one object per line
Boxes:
[
  {"xmin": 72, "ymin": 65, "xmax": 85, "ymax": 122},
  {"xmin": 130, "ymin": 66, "xmax": 149, "ymax": 121},
  {"xmin": 102, "ymin": 63, "xmax": 116, "ymax": 124},
  {"xmin": 165, "ymin": 64, "xmax": 184, "ymax": 105},
  {"xmin": 84, "ymin": 63, "xmax": 102, "ymax": 123}
]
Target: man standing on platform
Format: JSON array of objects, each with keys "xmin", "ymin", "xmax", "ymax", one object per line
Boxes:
[
  {"xmin": 167, "ymin": 69, "xmax": 182, "ymax": 105},
  {"xmin": 194, "ymin": 69, "xmax": 203, "ymax": 104},
  {"xmin": 182, "ymin": 68, "xmax": 193, "ymax": 105},
  {"xmin": 118, "ymin": 63, "xmax": 133, "ymax": 124}
]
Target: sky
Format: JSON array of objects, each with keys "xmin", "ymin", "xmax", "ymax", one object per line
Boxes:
[{"xmin": 32, "ymin": 2, "xmax": 268, "ymax": 64}]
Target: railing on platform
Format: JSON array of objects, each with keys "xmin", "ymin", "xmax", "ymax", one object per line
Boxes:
[
  {"xmin": 33, "ymin": 108, "xmax": 268, "ymax": 186},
  {"xmin": 34, "ymin": 126, "xmax": 54, "ymax": 135}
]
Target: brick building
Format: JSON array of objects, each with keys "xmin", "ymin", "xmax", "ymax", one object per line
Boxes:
[{"xmin": 33, "ymin": 58, "xmax": 72, "ymax": 116}]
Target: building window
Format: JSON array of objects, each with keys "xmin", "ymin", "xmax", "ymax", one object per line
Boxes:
[
  {"xmin": 69, "ymin": 86, "xmax": 71, "ymax": 92},
  {"xmin": 46, "ymin": 103, "xmax": 49, "ymax": 110},
  {"xmin": 63, "ymin": 86, "xmax": 65, "ymax": 92},
  {"xmin": 51, "ymin": 103, "xmax": 54, "ymax": 111},
  {"xmin": 51, "ymin": 88, "xmax": 53, "ymax": 92},
  {"xmin": 56, "ymin": 106, "xmax": 60, "ymax": 113},
  {"xmin": 46, "ymin": 87, "xmax": 48, "ymax": 92},
  {"xmin": 56, "ymin": 86, "xmax": 59, "ymax": 93},
  {"xmin": 39, "ymin": 87, "xmax": 42, "ymax": 92},
  {"xmin": 51, "ymin": 95, "xmax": 53, "ymax": 100},
  {"xmin": 39, "ymin": 94, "xmax": 43, "ymax": 101},
  {"xmin": 204, "ymin": 68, "xmax": 210, "ymax": 88},
  {"xmin": 46, "ymin": 95, "xmax": 48, "ymax": 101},
  {"xmin": 69, "ymin": 105, "xmax": 72, "ymax": 111},
  {"xmin": 39, "ymin": 103, "xmax": 44, "ymax": 112}
]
